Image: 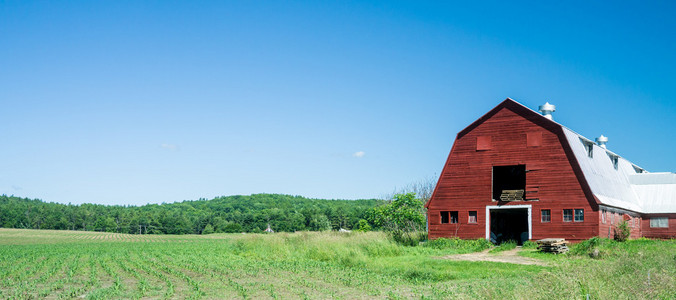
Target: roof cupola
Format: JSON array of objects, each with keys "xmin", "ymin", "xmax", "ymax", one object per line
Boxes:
[
  {"xmin": 595, "ymin": 135, "xmax": 608, "ymax": 148},
  {"xmin": 538, "ymin": 102, "xmax": 556, "ymax": 120}
]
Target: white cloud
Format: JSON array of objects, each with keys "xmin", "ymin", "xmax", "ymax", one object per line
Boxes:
[{"xmin": 352, "ymin": 151, "xmax": 365, "ymax": 158}]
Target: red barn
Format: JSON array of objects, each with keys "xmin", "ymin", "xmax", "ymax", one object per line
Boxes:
[{"xmin": 426, "ymin": 99, "xmax": 675, "ymax": 243}]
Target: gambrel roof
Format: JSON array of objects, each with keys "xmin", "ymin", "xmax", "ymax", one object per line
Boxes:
[
  {"xmin": 441, "ymin": 98, "xmax": 675, "ymax": 214},
  {"xmin": 562, "ymin": 127, "xmax": 675, "ymax": 213}
]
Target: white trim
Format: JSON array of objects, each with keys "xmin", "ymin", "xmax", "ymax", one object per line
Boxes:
[{"xmin": 485, "ymin": 205, "xmax": 532, "ymax": 241}]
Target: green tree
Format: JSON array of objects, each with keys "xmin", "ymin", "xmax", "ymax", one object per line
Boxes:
[
  {"xmin": 308, "ymin": 214, "xmax": 331, "ymax": 231},
  {"xmin": 369, "ymin": 193, "xmax": 425, "ymax": 230},
  {"xmin": 369, "ymin": 192, "xmax": 426, "ymax": 245},
  {"xmin": 356, "ymin": 219, "xmax": 371, "ymax": 232},
  {"xmin": 222, "ymin": 222, "xmax": 243, "ymax": 233},
  {"xmin": 202, "ymin": 224, "xmax": 215, "ymax": 234},
  {"xmin": 0, "ymin": 194, "xmax": 383, "ymax": 234}
]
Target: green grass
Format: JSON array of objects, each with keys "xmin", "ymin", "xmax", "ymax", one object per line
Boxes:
[
  {"xmin": 0, "ymin": 228, "xmax": 673, "ymax": 299},
  {"xmin": 488, "ymin": 240, "xmax": 517, "ymax": 253},
  {"xmin": 423, "ymin": 236, "xmax": 493, "ymax": 252}
]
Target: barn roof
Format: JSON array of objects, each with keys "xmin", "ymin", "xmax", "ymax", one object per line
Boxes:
[
  {"xmin": 630, "ymin": 173, "xmax": 676, "ymax": 213},
  {"xmin": 430, "ymin": 98, "xmax": 675, "ymax": 214},
  {"xmin": 506, "ymin": 98, "xmax": 675, "ymax": 214}
]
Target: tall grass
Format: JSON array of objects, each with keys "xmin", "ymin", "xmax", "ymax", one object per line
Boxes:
[
  {"xmin": 423, "ymin": 237, "xmax": 492, "ymax": 253},
  {"xmin": 488, "ymin": 240, "xmax": 517, "ymax": 253},
  {"xmin": 518, "ymin": 238, "xmax": 675, "ymax": 299}
]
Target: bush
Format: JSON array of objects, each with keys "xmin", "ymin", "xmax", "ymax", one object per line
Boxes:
[
  {"xmin": 614, "ymin": 220, "xmax": 630, "ymax": 242},
  {"xmin": 356, "ymin": 219, "xmax": 371, "ymax": 232},
  {"xmin": 369, "ymin": 193, "xmax": 426, "ymax": 245}
]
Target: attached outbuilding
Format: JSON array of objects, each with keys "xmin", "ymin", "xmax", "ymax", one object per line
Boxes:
[{"xmin": 426, "ymin": 99, "xmax": 675, "ymax": 243}]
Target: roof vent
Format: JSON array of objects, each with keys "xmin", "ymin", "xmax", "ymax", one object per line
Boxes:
[
  {"xmin": 595, "ymin": 135, "xmax": 608, "ymax": 149},
  {"xmin": 538, "ymin": 102, "xmax": 556, "ymax": 120}
]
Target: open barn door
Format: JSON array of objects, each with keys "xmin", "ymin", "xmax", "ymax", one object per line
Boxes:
[{"xmin": 486, "ymin": 205, "xmax": 532, "ymax": 245}]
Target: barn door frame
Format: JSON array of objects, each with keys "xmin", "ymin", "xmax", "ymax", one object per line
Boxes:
[{"xmin": 485, "ymin": 204, "xmax": 532, "ymax": 241}]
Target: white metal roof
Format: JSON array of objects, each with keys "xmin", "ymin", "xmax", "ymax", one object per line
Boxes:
[
  {"xmin": 562, "ymin": 128, "xmax": 645, "ymax": 212},
  {"xmin": 557, "ymin": 114, "xmax": 674, "ymax": 214},
  {"xmin": 630, "ymin": 173, "xmax": 676, "ymax": 214},
  {"xmin": 508, "ymin": 99, "xmax": 674, "ymax": 214}
]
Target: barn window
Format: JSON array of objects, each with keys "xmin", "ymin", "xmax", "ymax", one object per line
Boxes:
[
  {"xmin": 492, "ymin": 165, "xmax": 526, "ymax": 201},
  {"xmin": 574, "ymin": 209, "xmax": 584, "ymax": 222},
  {"xmin": 441, "ymin": 211, "xmax": 458, "ymax": 224},
  {"xmin": 610, "ymin": 212, "xmax": 615, "ymax": 224},
  {"xmin": 468, "ymin": 211, "xmax": 477, "ymax": 223},
  {"xmin": 601, "ymin": 209, "xmax": 606, "ymax": 224},
  {"xmin": 477, "ymin": 136, "xmax": 492, "ymax": 151},
  {"xmin": 650, "ymin": 217, "xmax": 668, "ymax": 228},
  {"xmin": 440, "ymin": 211, "xmax": 449, "ymax": 224},
  {"xmin": 580, "ymin": 138, "xmax": 594, "ymax": 158},
  {"xmin": 633, "ymin": 165, "xmax": 645, "ymax": 173},
  {"xmin": 541, "ymin": 209, "xmax": 551, "ymax": 223},
  {"xmin": 607, "ymin": 153, "xmax": 619, "ymax": 170},
  {"xmin": 563, "ymin": 209, "xmax": 573, "ymax": 222}
]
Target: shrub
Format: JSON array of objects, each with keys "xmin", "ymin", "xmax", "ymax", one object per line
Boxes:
[
  {"xmin": 369, "ymin": 193, "xmax": 426, "ymax": 245},
  {"xmin": 614, "ymin": 220, "xmax": 630, "ymax": 242},
  {"xmin": 356, "ymin": 219, "xmax": 372, "ymax": 232}
]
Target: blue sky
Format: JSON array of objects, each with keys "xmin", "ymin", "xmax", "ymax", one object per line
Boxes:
[{"xmin": 1, "ymin": 1, "xmax": 674, "ymax": 205}]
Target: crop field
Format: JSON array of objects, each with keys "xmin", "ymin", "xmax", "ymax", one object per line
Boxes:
[{"xmin": 0, "ymin": 228, "xmax": 673, "ymax": 299}]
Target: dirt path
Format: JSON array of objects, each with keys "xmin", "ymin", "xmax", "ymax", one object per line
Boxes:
[{"xmin": 437, "ymin": 247, "xmax": 547, "ymax": 266}]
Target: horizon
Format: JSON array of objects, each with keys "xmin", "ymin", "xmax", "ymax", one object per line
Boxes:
[{"xmin": 2, "ymin": 1, "xmax": 675, "ymax": 205}]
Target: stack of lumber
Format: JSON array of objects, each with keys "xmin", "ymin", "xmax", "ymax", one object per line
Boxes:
[
  {"xmin": 499, "ymin": 189, "xmax": 525, "ymax": 201},
  {"xmin": 536, "ymin": 238, "xmax": 569, "ymax": 253}
]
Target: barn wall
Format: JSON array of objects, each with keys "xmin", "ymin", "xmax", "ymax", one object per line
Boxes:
[
  {"xmin": 641, "ymin": 214, "xmax": 676, "ymax": 239},
  {"xmin": 428, "ymin": 107, "xmax": 599, "ymax": 242},
  {"xmin": 598, "ymin": 208, "xmax": 642, "ymax": 239}
]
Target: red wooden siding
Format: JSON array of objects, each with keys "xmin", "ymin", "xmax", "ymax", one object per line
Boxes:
[
  {"xmin": 598, "ymin": 209, "xmax": 642, "ymax": 239},
  {"xmin": 428, "ymin": 106, "xmax": 599, "ymax": 242},
  {"xmin": 526, "ymin": 132, "xmax": 542, "ymax": 147},
  {"xmin": 641, "ymin": 213, "xmax": 676, "ymax": 239},
  {"xmin": 476, "ymin": 136, "xmax": 492, "ymax": 150}
]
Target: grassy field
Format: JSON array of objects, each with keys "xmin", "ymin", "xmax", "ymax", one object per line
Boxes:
[{"xmin": 0, "ymin": 228, "xmax": 673, "ymax": 299}]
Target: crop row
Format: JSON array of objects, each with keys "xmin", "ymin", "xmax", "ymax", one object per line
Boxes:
[{"xmin": 0, "ymin": 241, "xmax": 439, "ymax": 299}]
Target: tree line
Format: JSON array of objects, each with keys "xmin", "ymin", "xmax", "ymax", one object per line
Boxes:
[{"xmin": 0, "ymin": 194, "xmax": 384, "ymax": 234}]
